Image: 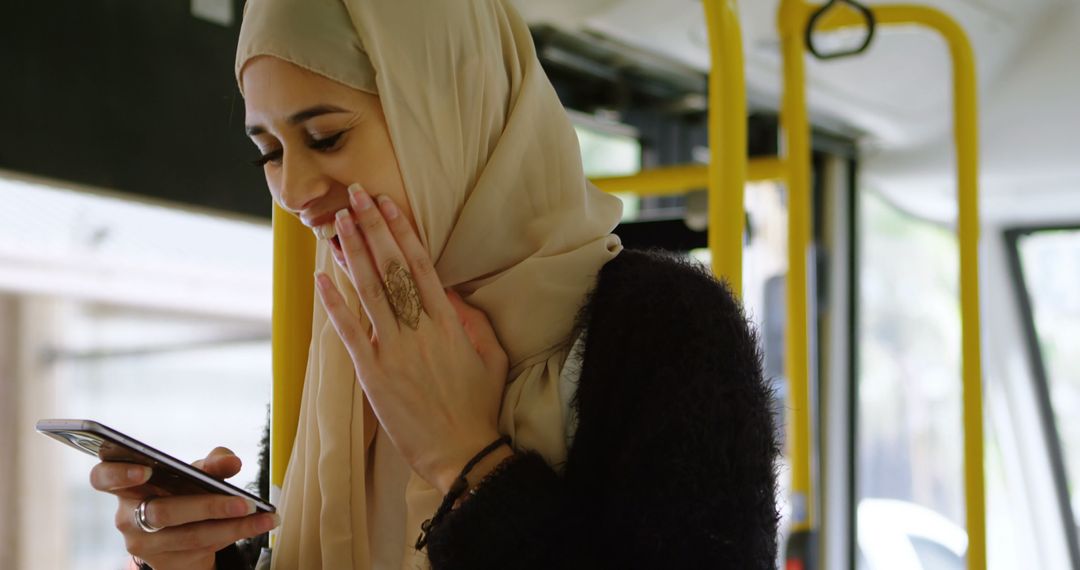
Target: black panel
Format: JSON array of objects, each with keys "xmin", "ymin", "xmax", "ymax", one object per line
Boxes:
[
  {"xmin": 613, "ymin": 219, "xmax": 706, "ymax": 252},
  {"xmin": 0, "ymin": 3, "xmax": 811, "ymax": 228},
  {"xmin": 0, "ymin": 0, "xmax": 269, "ymax": 217}
]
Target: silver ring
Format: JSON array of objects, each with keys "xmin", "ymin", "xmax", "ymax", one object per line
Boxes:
[{"xmin": 134, "ymin": 498, "xmax": 164, "ymax": 533}]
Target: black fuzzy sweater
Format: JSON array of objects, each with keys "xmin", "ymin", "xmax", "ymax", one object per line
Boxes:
[{"xmin": 213, "ymin": 247, "xmax": 780, "ymax": 570}]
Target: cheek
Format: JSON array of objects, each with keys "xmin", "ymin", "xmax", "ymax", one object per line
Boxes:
[
  {"xmin": 344, "ymin": 137, "xmax": 403, "ymax": 192},
  {"xmin": 371, "ymin": 152, "xmax": 411, "ymax": 221}
]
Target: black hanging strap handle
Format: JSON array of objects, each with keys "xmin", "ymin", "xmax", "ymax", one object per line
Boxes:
[{"xmin": 805, "ymin": 0, "xmax": 877, "ymax": 60}]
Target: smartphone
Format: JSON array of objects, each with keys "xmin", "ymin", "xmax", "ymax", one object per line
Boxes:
[{"xmin": 36, "ymin": 419, "xmax": 275, "ymax": 513}]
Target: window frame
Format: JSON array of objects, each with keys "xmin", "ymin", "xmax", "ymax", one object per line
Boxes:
[{"xmin": 1004, "ymin": 224, "xmax": 1080, "ymax": 564}]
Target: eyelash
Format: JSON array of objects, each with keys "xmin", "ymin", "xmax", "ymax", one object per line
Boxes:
[{"xmin": 250, "ymin": 131, "xmax": 348, "ymax": 167}]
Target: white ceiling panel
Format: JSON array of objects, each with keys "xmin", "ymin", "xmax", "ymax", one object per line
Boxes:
[
  {"xmin": 515, "ymin": 0, "xmax": 1079, "ymax": 222},
  {"xmin": 864, "ymin": 1, "xmax": 1080, "ymax": 223},
  {"xmin": 516, "ymin": 0, "xmax": 1059, "ymax": 148}
]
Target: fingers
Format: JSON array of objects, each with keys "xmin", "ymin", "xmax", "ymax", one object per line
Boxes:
[
  {"xmin": 119, "ymin": 494, "xmax": 257, "ymax": 531},
  {"xmin": 446, "ymin": 290, "xmax": 480, "ymax": 350},
  {"xmin": 91, "ymin": 462, "xmax": 152, "ymax": 493},
  {"xmin": 92, "ymin": 448, "xmax": 276, "ymax": 569},
  {"xmin": 334, "ymin": 196, "xmax": 399, "ymax": 341},
  {"xmin": 158, "ymin": 513, "xmax": 279, "ymax": 553},
  {"xmin": 122, "ymin": 509, "xmax": 279, "ymax": 558},
  {"xmin": 196, "ymin": 447, "xmax": 242, "ymax": 479},
  {"xmin": 377, "ymin": 194, "xmax": 455, "ymax": 325},
  {"xmin": 205, "ymin": 446, "xmax": 237, "ymax": 462},
  {"xmin": 346, "ymin": 184, "xmax": 429, "ymax": 332},
  {"xmin": 316, "ymin": 272, "xmax": 376, "ymax": 369},
  {"xmin": 446, "ymin": 291, "xmax": 508, "ymax": 374},
  {"xmin": 332, "ymin": 183, "xmax": 452, "ymax": 336}
]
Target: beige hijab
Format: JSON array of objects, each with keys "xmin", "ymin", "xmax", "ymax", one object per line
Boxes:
[{"xmin": 236, "ymin": 0, "xmax": 623, "ymax": 568}]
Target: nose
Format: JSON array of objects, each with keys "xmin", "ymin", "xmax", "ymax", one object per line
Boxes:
[{"xmin": 276, "ymin": 149, "xmax": 329, "ymax": 215}]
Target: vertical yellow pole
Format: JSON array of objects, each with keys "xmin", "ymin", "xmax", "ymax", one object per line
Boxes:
[
  {"xmin": 703, "ymin": 0, "xmax": 747, "ymax": 296},
  {"xmin": 778, "ymin": 0, "xmax": 815, "ymax": 539},
  {"xmin": 942, "ymin": 14, "xmax": 985, "ymax": 569},
  {"xmin": 270, "ymin": 203, "xmax": 315, "ymax": 535},
  {"xmin": 906, "ymin": 10, "xmax": 985, "ymax": 570},
  {"xmin": 799, "ymin": 5, "xmax": 985, "ymax": 569}
]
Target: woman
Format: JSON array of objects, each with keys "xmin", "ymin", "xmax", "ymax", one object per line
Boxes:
[{"xmin": 88, "ymin": 0, "xmax": 780, "ymax": 568}]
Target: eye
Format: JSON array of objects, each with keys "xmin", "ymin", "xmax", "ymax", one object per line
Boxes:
[
  {"xmin": 309, "ymin": 130, "xmax": 347, "ymax": 152},
  {"xmin": 248, "ymin": 130, "xmax": 349, "ymax": 168},
  {"xmin": 250, "ymin": 148, "xmax": 282, "ymax": 167}
]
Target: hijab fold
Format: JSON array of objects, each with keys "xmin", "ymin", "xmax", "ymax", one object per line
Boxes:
[{"xmin": 236, "ymin": 1, "xmax": 623, "ymax": 567}]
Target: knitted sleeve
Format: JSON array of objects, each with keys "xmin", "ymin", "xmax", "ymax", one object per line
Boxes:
[
  {"xmin": 424, "ymin": 249, "xmax": 780, "ymax": 569},
  {"xmin": 136, "ymin": 544, "xmax": 251, "ymax": 570}
]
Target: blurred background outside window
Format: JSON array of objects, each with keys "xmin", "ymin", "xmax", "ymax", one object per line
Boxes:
[
  {"xmin": 1017, "ymin": 230, "xmax": 1080, "ymax": 522},
  {"xmin": 1, "ymin": 174, "xmax": 273, "ymax": 570},
  {"xmin": 856, "ymin": 190, "xmax": 1022, "ymax": 570}
]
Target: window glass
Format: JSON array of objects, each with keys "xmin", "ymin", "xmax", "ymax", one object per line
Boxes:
[
  {"xmin": 1, "ymin": 175, "xmax": 273, "ymax": 570},
  {"xmin": 574, "ymin": 124, "xmax": 641, "ymax": 177},
  {"xmin": 1017, "ymin": 229, "xmax": 1080, "ymax": 520},
  {"xmin": 574, "ymin": 123, "xmax": 641, "ymax": 221},
  {"xmin": 58, "ymin": 306, "xmax": 271, "ymax": 570},
  {"xmin": 856, "ymin": 191, "xmax": 1020, "ymax": 569}
]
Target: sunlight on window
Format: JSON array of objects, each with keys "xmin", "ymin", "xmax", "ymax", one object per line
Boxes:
[
  {"xmin": 1018, "ymin": 230, "xmax": 1080, "ymax": 519},
  {"xmin": 574, "ymin": 123, "xmax": 641, "ymax": 222},
  {"xmin": 1, "ymin": 174, "xmax": 273, "ymax": 570},
  {"xmin": 857, "ymin": 191, "xmax": 1020, "ymax": 570}
]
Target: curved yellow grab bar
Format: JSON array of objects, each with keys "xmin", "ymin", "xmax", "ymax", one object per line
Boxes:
[
  {"xmin": 782, "ymin": 3, "xmax": 985, "ymax": 569},
  {"xmin": 817, "ymin": 8, "xmax": 983, "ymax": 569}
]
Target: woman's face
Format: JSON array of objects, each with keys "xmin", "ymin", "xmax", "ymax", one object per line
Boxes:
[{"xmin": 241, "ymin": 55, "xmax": 415, "ymax": 249}]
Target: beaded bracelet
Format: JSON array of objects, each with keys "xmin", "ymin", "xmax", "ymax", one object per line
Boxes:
[
  {"xmin": 458, "ymin": 446, "xmax": 519, "ymax": 506},
  {"xmin": 414, "ymin": 435, "xmax": 511, "ymax": 550}
]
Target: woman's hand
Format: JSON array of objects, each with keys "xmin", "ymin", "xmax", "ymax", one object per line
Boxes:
[
  {"xmin": 89, "ymin": 447, "xmax": 279, "ymax": 570},
  {"xmin": 316, "ymin": 184, "xmax": 510, "ymax": 495}
]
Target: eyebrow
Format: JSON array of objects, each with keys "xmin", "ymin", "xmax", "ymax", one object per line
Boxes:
[{"xmin": 245, "ymin": 104, "xmax": 350, "ymax": 136}]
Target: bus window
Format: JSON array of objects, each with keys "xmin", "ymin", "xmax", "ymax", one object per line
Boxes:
[
  {"xmin": 1, "ymin": 176, "xmax": 273, "ymax": 570},
  {"xmin": 857, "ymin": 191, "xmax": 1022, "ymax": 569},
  {"xmin": 574, "ymin": 119, "xmax": 642, "ymax": 222},
  {"xmin": 1016, "ymin": 229, "xmax": 1080, "ymax": 523}
]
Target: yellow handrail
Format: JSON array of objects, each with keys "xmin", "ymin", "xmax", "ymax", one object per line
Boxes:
[
  {"xmin": 781, "ymin": 3, "xmax": 985, "ymax": 569},
  {"xmin": 702, "ymin": 0, "xmax": 748, "ymax": 295},
  {"xmin": 778, "ymin": 0, "xmax": 816, "ymax": 542},
  {"xmin": 590, "ymin": 158, "xmax": 785, "ymax": 196},
  {"xmin": 269, "ymin": 203, "xmax": 315, "ymax": 545}
]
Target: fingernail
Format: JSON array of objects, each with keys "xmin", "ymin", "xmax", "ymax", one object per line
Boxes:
[
  {"xmin": 128, "ymin": 466, "xmax": 151, "ymax": 482},
  {"xmin": 230, "ymin": 498, "xmax": 257, "ymax": 517},
  {"xmin": 335, "ymin": 209, "xmax": 354, "ymax": 234},
  {"xmin": 377, "ymin": 195, "xmax": 399, "ymax": 220},
  {"xmin": 349, "ymin": 184, "xmax": 373, "ymax": 210},
  {"xmin": 259, "ymin": 513, "xmax": 281, "ymax": 532}
]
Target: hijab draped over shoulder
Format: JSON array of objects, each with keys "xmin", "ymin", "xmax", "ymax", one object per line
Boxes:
[{"xmin": 235, "ymin": 0, "xmax": 623, "ymax": 567}]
